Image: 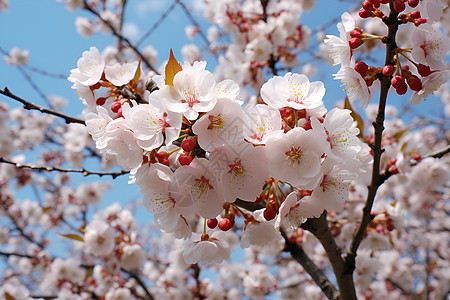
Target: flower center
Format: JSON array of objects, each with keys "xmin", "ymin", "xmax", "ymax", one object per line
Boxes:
[
  {"xmin": 228, "ymin": 159, "xmax": 244, "ymax": 177},
  {"xmin": 182, "ymin": 87, "xmax": 200, "ymax": 107},
  {"xmin": 289, "ymin": 83, "xmax": 308, "ymax": 104},
  {"xmin": 285, "ymin": 145, "xmax": 303, "ymax": 166},
  {"xmin": 207, "ymin": 114, "xmax": 224, "ymax": 130},
  {"xmin": 192, "ymin": 176, "xmax": 213, "ymax": 199}
]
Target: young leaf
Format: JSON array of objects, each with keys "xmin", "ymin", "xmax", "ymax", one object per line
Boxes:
[
  {"xmin": 133, "ymin": 58, "xmax": 142, "ymax": 84},
  {"xmin": 165, "ymin": 49, "xmax": 182, "ymax": 86},
  {"xmin": 344, "ymin": 97, "xmax": 364, "ymax": 138},
  {"xmin": 60, "ymin": 233, "xmax": 84, "ymax": 242}
]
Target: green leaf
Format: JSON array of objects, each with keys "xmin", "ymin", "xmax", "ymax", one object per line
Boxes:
[
  {"xmin": 344, "ymin": 97, "xmax": 364, "ymax": 138},
  {"xmin": 60, "ymin": 233, "xmax": 84, "ymax": 242},
  {"xmin": 165, "ymin": 49, "xmax": 182, "ymax": 86}
]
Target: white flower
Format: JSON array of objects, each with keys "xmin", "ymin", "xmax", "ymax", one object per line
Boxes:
[
  {"xmin": 410, "ymin": 70, "xmax": 450, "ymax": 104},
  {"xmin": 105, "ymin": 61, "xmax": 139, "ymax": 86},
  {"xmin": 121, "ymin": 244, "xmax": 146, "ymax": 270},
  {"xmin": 261, "ymin": 73, "xmax": 325, "ymax": 110},
  {"xmin": 3, "ymin": 46, "xmax": 29, "ymax": 65},
  {"xmin": 411, "ymin": 24, "xmax": 450, "ymax": 70},
  {"xmin": 245, "ymin": 36, "xmax": 273, "ymax": 63},
  {"xmin": 417, "ymin": 0, "xmax": 448, "ymax": 23},
  {"xmin": 68, "ymin": 47, "xmax": 105, "ymax": 86},
  {"xmin": 192, "ymin": 98, "xmax": 245, "ymax": 151},
  {"xmin": 311, "ymin": 108, "xmax": 361, "ymax": 162},
  {"xmin": 311, "ymin": 160, "xmax": 357, "ymax": 212},
  {"xmin": 63, "ymin": 123, "xmax": 90, "ymax": 152},
  {"xmin": 104, "ymin": 116, "xmax": 143, "ymax": 169},
  {"xmin": 75, "ymin": 16, "xmax": 95, "ymax": 37},
  {"xmin": 105, "ymin": 287, "xmax": 132, "ymax": 300},
  {"xmin": 209, "ymin": 142, "xmax": 269, "ymax": 203},
  {"xmin": 214, "ymin": 79, "xmax": 240, "ymax": 101},
  {"xmin": 181, "ymin": 44, "xmax": 202, "ymax": 64},
  {"xmin": 275, "ymin": 191, "xmax": 324, "ymax": 229},
  {"xmin": 152, "ymin": 61, "xmax": 217, "ymax": 120},
  {"xmin": 334, "ymin": 65, "xmax": 372, "ymax": 107},
  {"xmin": 324, "ymin": 12, "xmax": 356, "ymax": 66},
  {"xmin": 244, "ymin": 104, "xmax": 283, "ymax": 145},
  {"xmin": 183, "ymin": 232, "xmax": 231, "ymax": 265},
  {"xmin": 84, "ymin": 220, "xmax": 115, "ymax": 256},
  {"xmin": 85, "ymin": 106, "xmax": 113, "ymax": 149},
  {"xmin": 265, "ymin": 127, "xmax": 327, "ymax": 189},
  {"xmin": 169, "ymin": 158, "xmax": 223, "ymax": 219},
  {"xmin": 241, "ymin": 210, "xmax": 283, "ymax": 248},
  {"xmin": 123, "ymin": 103, "xmax": 181, "ymax": 151}
]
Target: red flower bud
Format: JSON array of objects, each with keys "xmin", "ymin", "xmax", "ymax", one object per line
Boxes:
[
  {"xmin": 393, "ymin": 0, "xmax": 405, "ymax": 12},
  {"xmin": 207, "ymin": 218, "xmax": 218, "ymax": 229},
  {"xmin": 407, "ymin": 75, "xmax": 422, "ymax": 91},
  {"xmin": 263, "ymin": 208, "xmax": 277, "ymax": 221},
  {"xmin": 181, "ymin": 138, "xmax": 196, "ymax": 152},
  {"xmin": 350, "ymin": 29, "xmax": 363, "ymax": 38},
  {"xmin": 391, "ymin": 75, "xmax": 405, "ymax": 88},
  {"xmin": 395, "ymin": 84, "xmax": 408, "ymax": 95},
  {"xmin": 160, "ymin": 158, "xmax": 170, "ymax": 167},
  {"xmin": 178, "ymin": 155, "xmax": 193, "ymax": 166},
  {"xmin": 380, "ymin": 0, "xmax": 391, "ymax": 3},
  {"xmin": 414, "ymin": 18, "xmax": 427, "ymax": 26},
  {"xmin": 355, "ymin": 61, "xmax": 369, "ymax": 77},
  {"xmin": 407, "ymin": 0, "xmax": 419, "ymax": 8},
  {"xmin": 349, "ymin": 37, "xmax": 364, "ymax": 49},
  {"xmin": 111, "ymin": 102, "xmax": 121, "ymax": 113},
  {"xmin": 362, "ymin": 1, "xmax": 373, "ymax": 10},
  {"xmin": 117, "ymin": 107, "xmax": 123, "ymax": 118},
  {"xmin": 382, "ymin": 65, "xmax": 394, "ymax": 76},
  {"xmin": 96, "ymin": 97, "xmax": 106, "ymax": 106},
  {"xmin": 410, "ymin": 10, "xmax": 420, "ymax": 19},
  {"xmin": 218, "ymin": 218, "xmax": 233, "ymax": 231},
  {"xmin": 417, "ymin": 64, "xmax": 432, "ymax": 77},
  {"xmin": 359, "ymin": 8, "xmax": 372, "ymax": 18}
]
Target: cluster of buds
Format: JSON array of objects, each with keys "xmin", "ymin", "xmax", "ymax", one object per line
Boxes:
[
  {"xmin": 399, "ymin": 9, "xmax": 427, "ymax": 26},
  {"xmin": 354, "ymin": 61, "xmax": 381, "ymax": 87},
  {"xmin": 359, "ymin": 0, "xmax": 427, "ymax": 21}
]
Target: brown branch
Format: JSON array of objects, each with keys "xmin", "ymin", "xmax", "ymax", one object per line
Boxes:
[
  {"xmin": 301, "ymin": 212, "xmax": 355, "ymax": 299},
  {"xmin": 281, "ymin": 228, "xmax": 341, "ymax": 300},
  {"xmin": 345, "ymin": 1, "xmax": 400, "ymax": 277},
  {"xmin": 178, "ymin": 1, "xmax": 210, "ymax": 47},
  {"xmin": 124, "ymin": 269, "xmax": 154, "ymax": 300},
  {"xmin": 82, "ymin": 0, "xmax": 159, "ymax": 74},
  {"xmin": 0, "ymin": 157, "xmax": 129, "ymax": 179},
  {"xmin": 0, "ymin": 87, "xmax": 85, "ymax": 124},
  {"xmin": 411, "ymin": 144, "xmax": 450, "ymax": 165},
  {"xmin": 386, "ymin": 278, "xmax": 421, "ymax": 300}
]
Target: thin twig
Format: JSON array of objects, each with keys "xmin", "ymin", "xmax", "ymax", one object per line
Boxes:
[
  {"xmin": 0, "ymin": 87, "xmax": 85, "ymax": 124},
  {"xmin": 386, "ymin": 278, "xmax": 421, "ymax": 300},
  {"xmin": 124, "ymin": 269, "xmax": 154, "ymax": 300},
  {"xmin": 0, "ymin": 157, "xmax": 129, "ymax": 179}
]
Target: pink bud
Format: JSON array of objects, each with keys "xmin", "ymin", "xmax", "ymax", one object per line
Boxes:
[
  {"xmin": 355, "ymin": 61, "xmax": 369, "ymax": 77},
  {"xmin": 160, "ymin": 158, "xmax": 170, "ymax": 167},
  {"xmin": 181, "ymin": 138, "xmax": 196, "ymax": 152},
  {"xmin": 393, "ymin": 0, "xmax": 405, "ymax": 12},
  {"xmin": 407, "ymin": 0, "xmax": 419, "ymax": 7},
  {"xmin": 218, "ymin": 218, "xmax": 233, "ymax": 231},
  {"xmin": 395, "ymin": 83, "xmax": 408, "ymax": 95},
  {"xmin": 111, "ymin": 102, "xmax": 121, "ymax": 113},
  {"xmin": 263, "ymin": 208, "xmax": 277, "ymax": 221},
  {"xmin": 391, "ymin": 74, "xmax": 404, "ymax": 89},
  {"xmin": 407, "ymin": 75, "xmax": 422, "ymax": 91},
  {"xmin": 359, "ymin": 8, "xmax": 372, "ymax": 18},
  {"xmin": 410, "ymin": 10, "xmax": 420, "ymax": 19},
  {"xmin": 117, "ymin": 107, "xmax": 123, "ymax": 118},
  {"xmin": 349, "ymin": 37, "xmax": 364, "ymax": 49},
  {"xmin": 417, "ymin": 64, "xmax": 431, "ymax": 77},
  {"xmin": 362, "ymin": 1, "xmax": 373, "ymax": 10},
  {"xmin": 382, "ymin": 65, "xmax": 394, "ymax": 76},
  {"xmin": 96, "ymin": 97, "xmax": 106, "ymax": 106},
  {"xmin": 178, "ymin": 155, "xmax": 193, "ymax": 166},
  {"xmin": 350, "ymin": 29, "xmax": 363, "ymax": 38},
  {"xmin": 207, "ymin": 218, "xmax": 218, "ymax": 229},
  {"xmin": 414, "ymin": 18, "xmax": 427, "ymax": 26}
]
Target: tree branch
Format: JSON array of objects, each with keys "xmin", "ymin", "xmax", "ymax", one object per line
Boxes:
[
  {"xmin": 345, "ymin": 1, "xmax": 400, "ymax": 277},
  {"xmin": 301, "ymin": 212, "xmax": 355, "ymax": 299},
  {"xmin": 0, "ymin": 87, "xmax": 85, "ymax": 124},
  {"xmin": 0, "ymin": 157, "xmax": 129, "ymax": 179},
  {"xmin": 281, "ymin": 228, "xmax": 341, "ymax": 300}
]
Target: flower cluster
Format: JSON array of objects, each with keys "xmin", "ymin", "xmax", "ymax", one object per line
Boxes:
[
  {"xmin": 69, "ymin": 46, "xmax": 368, "ymax": 265},
  {"xmin": 326, "ymin": 0, "xmax": 449, "ymax": 106}
]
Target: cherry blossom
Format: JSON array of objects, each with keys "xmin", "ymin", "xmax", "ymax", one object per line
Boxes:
[
  {"xmin": 261, "ymin": 73, "xmax": 325, "ymax": 110},
  {"xmin": 183, "ymin": 232, "xmax": 231, "ymax": 265},
  {"xmin": 104, "ymin": 61, "xmax": 139, "ymax": 86},
  {"xmin": 243, "ymin": 104, "xmax": 283, "ymax": 145},
  {"xmin": 411, "ymin": 24, "xmax": 450, "ymax": 70},
  {"xmin": 68, "ymin": 46, "xmax": 105, "ymax": 86}
]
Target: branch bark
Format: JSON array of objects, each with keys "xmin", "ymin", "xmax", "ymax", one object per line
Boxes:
[{"xmin": 0, "ymin": 87, "xmax": 85, "ymax": 124}]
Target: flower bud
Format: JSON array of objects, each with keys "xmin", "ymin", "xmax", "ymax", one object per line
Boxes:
[
  {"xmin": 96, "ymin": 97, "xmax": 106, "ymax": 106},
  {"xmin": 407, "ymin": 0, "xmax": 419, "ymax": 7},
  {"xmin": 207, "ymin": 218, "xmax": 218, "ymax": 229},
  {"xmin": 414, "ymin": 18, "xmax": 427, "ymax": 26},
  {"xmin": 111, "ymin": 102, "xmax": 121, "ymax": 113},
  {"xmin": 407, "ymin": 75, "xmax": 422, "ymax": 91},
  {"xmin": 417, "ymin": 64, "xmax": 431, "ymax": 77},
  {"xmin": 218, "ymin": 218, "xmax": 233, "ymax": 231},
  {"xmin": 354, "ymin": 61, "xmax": 368, "ymax": 77},
  {"xmin": 382, "ymin": 65, "xmax": 394, "ymax": 76},
  {"xmin": 359, "ymin": 8, "xmax": 372, "ymax": 18},
  {"xmin": 349, "ymin": 37, "xmax": 364, "ymax": 49},
  {"xmin": 393, "ymin": 0, "xmax": 405, "ymax": 12},
  {"xmin": 181, "ymin": 138, "xmax": 196, "ymax": 152},
  {"xmin": 178, "ymin": 155, "xmax": 193, "ymax": 166},
  {"xmin": 263, "ymin": 208, "xmax": 277, "ymax": 221},
  {"xmin": 410, "ymin": 10, "xmax": 420, "ymax": 19},
  {"xmin": 391, "ymin": 75, "xmax": 404, "ymax": 88}
]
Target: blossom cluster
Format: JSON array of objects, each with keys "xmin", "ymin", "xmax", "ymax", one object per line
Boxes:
[
  {"xmin": 68, "ymin": 46, "xmax": 369, "ymax": 265},
  {"xmin": 326, "ymin": 0, "xmax": 449, "ymax": 107}
]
